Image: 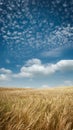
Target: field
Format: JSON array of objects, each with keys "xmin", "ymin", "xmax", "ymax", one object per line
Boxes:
[{"xmin": 0, "ymin": 87, "xmax": 73, "ymax": 130}]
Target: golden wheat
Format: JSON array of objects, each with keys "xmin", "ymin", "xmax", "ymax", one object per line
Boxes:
[{"xmin": 0, "ymin": 87, "xmax": 73, "ymax": 130}]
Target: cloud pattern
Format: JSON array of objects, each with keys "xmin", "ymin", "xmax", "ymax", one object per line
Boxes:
[{"xmin": 0, "ymin": 0, "xmax": 73, "ymax": 59}]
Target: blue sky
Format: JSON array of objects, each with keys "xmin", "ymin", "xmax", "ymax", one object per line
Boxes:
[{"xmin": 0, "ymin": 0, "xmax": 73, "ymax": 88}]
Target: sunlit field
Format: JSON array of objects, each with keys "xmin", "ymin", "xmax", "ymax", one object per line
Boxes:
[{"xmin": 0, "ymin": 87, "xmax": 73, "ymax": 130}]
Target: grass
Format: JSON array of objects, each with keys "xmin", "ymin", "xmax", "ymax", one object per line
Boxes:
[{"xmin": 0, "ymin": 87, "xmax": 73, "ymax": 130}]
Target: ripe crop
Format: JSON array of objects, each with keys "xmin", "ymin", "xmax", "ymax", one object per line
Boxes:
[{"xmin": 0, "ymin": 87, "xmax": 73, "ymax": 130}]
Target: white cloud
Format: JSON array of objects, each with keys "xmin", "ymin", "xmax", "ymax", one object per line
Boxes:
[
  {"xmin": 13, "ymin": 59, "xmax": 73, "ymax": 78},
  {"xmin": 0, "ymin": 68, "xmax": 12, "ymax": 74},
  {"xmin": 0, "ymin": 59, "xmax": 73, "ymax": 81},
  {"xmin": 13, "ymin": 71, "xmax": 32, "ymax": 78},
  {"xmin": 0, "ymin": 68, "xmax": 12, "ymax": 81},
  {"xmin": 56, "ymin": 60, "xmax": 73, "ymax": 71},
  {"xmin": 25, "ymin": 58, "xmax": 41, "ymax": 66},
  {"xmin": 0, "ymin": 74, "xmax": 8, "ymax": 81}
]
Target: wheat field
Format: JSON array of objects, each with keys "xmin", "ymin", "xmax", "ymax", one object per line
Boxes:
[{"xmin": 0, "ymin": 87, "xmax": 73, "ymax": 130}]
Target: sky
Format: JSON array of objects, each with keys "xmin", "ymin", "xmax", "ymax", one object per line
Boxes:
[{"xmin": 0, "ymin": 0, "xmax": 73, "ymax": 88}]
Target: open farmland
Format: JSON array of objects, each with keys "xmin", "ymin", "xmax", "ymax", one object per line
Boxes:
[{"xmin": 0, "ymin": 87, "xmax": 73, "ymax": 130}]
